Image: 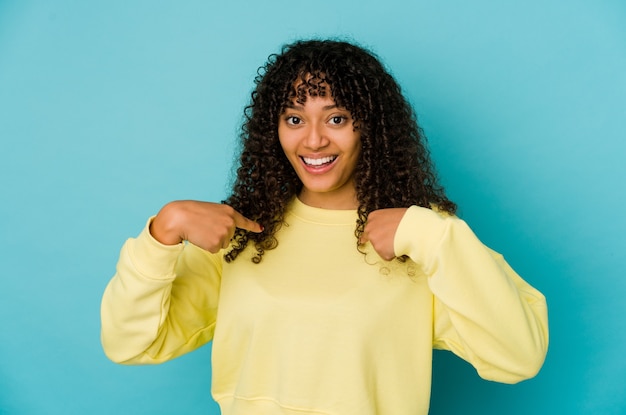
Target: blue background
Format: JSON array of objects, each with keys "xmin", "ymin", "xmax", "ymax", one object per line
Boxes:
[{"xmin": 1, "ymin": 1, "xmax": 625, "ymax": 414}]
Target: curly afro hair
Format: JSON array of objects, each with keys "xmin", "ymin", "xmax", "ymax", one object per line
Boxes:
[{"xmin": 224, "ymin": 39, "xmax": 456, "ymax": 263}]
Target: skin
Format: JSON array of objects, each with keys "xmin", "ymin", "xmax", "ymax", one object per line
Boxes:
[
  {"xmin": 150, "ymin": 201, "xmax": 263, "ymax": 253},
  {"xmin": 150, "ymin": 96, "xmax": 408, "ymax": 261},
  {"xmin": 360, "ymin": 208, "xmax": 408, "ymax": 261},
  {"xmin": 278, "ymin": 96, "xmax": 361, "ymax": 210}
]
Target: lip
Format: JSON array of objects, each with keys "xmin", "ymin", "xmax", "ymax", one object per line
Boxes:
[{"xmin": 299, "ymin": 155, "xmax": 338, "ymax": 174}]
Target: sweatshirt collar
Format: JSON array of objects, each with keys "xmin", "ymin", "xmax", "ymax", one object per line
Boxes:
[{"xmin": 288, "ymin": 197, "xmax": 358, "ymax": 225}]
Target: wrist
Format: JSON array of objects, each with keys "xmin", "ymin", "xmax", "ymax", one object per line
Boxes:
[{"xmin": 150, "ymin": 202, "xmax": 185, "ymax": 245}]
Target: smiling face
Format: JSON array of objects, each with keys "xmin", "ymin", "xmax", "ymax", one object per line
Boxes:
[{"xmin": 278, "ymin": 94, "xmax": 361, "ymax": 210}]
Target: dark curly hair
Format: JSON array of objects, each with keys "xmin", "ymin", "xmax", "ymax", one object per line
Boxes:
[{"xmin": 224, "ymin": 39, "xmax": 456, "ymax": 263}]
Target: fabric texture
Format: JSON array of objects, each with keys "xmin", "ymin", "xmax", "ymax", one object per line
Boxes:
[{"xmin": 101, "ymin": 197, "xmax": 548, "ymax": 415}]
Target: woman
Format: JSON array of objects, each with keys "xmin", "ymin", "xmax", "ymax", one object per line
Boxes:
[{"xmin": 101, "ymin": 39, "xmax": 548, "ymax": 415}]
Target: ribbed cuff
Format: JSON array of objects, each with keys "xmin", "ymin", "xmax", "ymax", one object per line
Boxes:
[{"xmin": 393, "ymin": 206, "xmax": 449, "ymax": 269}]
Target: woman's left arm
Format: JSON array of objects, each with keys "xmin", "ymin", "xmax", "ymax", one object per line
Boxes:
[{"xmin": 365, "ymin": 206, "xmax": 549, "ymax": 384}]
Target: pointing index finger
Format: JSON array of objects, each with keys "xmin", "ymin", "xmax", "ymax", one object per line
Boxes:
[{"xmin": 233, "ymin": 211, "xmax": 263, "ymax": 233}]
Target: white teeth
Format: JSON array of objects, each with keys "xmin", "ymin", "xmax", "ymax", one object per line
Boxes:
[{"xmin": 302, "ymin": 156, "xmax": 337, "ymax": 166}]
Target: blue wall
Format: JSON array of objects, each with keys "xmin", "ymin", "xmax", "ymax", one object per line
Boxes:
[{"xmin": 1, "ymin": 1, "xmax": 624, "ymax": 414}]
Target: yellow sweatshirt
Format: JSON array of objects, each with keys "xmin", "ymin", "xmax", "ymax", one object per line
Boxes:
[{"xmin": 101, "ymin": 198, "xmax": 548, "ymax": 414}]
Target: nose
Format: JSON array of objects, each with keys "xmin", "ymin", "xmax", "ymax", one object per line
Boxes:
[{"xmin": 304, "ymin": 122, "xmax": 329, "ymax": 150}]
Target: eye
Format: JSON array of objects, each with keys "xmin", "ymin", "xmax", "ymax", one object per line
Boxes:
[
  {"xmin": 285, "ymin": 115, "xmax": 302, "ymax": 126},
  {"xmin": 329, "ymin": 116, "xmax": 346, "ymax": 125}
]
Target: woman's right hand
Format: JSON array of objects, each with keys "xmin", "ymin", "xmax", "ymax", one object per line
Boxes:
[{"xmin": 149, "ymin": 200, "xmax": 263, "ymax": 252}]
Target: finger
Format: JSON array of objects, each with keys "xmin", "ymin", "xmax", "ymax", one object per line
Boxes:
[
  {"xmin": 358, "ymin": 230, "xmax": 369, "ymax": 245},
  {"xmin": 233, "ymin": 211, "xmax": 264, "ymax": 233}
]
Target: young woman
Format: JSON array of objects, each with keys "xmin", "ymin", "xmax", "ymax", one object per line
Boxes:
[{"xmin": 101, "ymin": 39, "xmax": 548, "ymax": 415}]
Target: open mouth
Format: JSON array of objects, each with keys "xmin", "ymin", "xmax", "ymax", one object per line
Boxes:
[{"xmin": 301, "ymin": 155, "xmax": 338, "ymax": 167}]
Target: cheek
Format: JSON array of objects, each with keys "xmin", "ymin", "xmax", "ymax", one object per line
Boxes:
[{"xmin": 279, "ymin": 129, "xmax": 305, "ymax": 158}]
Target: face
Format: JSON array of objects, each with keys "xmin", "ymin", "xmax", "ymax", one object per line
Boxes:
[{"xmin": 278, "ymin": 95, "xmax": 361, "ymax": 210}]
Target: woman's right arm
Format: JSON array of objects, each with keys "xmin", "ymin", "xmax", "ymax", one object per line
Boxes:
[{"xmin": 100, "ymin": 201, "xmax": 262, "ymax": 364}]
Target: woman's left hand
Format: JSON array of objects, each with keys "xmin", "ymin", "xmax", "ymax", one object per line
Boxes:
[{"xmin": 360, "ymin": 208, "xmax": 408, "ymax": 261}]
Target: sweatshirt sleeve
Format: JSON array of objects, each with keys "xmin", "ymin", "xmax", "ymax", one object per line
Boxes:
[
  {"xmin": 394, "ymin": 206, "xmax": 549, "ymax": 384},
  {"xmin": 100, "ymin": 217, "xmax": 222, "ymax": 364}
]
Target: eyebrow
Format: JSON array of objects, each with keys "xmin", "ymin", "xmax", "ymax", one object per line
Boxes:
[{"xmin": 285, "ymin": 103, "xmax": 340, "ymax": 111}]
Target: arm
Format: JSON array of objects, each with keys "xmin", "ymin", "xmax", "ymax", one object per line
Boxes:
[
  {"xmin": 100, "ymin": 218, "xmax": 222, "ymax": 364},
  {"xmin": 101, "ymin": 200, "xmax": 263, "ymax": 364},
  {"xmin": 394, "ymin": 207, "xmax": 549, "ymax": 383}
]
